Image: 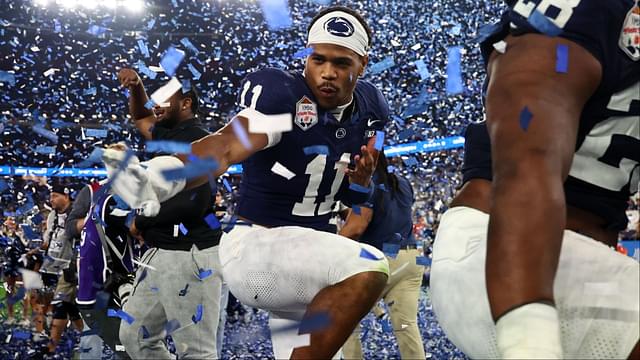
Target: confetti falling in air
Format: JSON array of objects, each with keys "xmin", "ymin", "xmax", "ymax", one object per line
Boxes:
[
  {"xmin": 146, "ymin": 140, "xmax": 192, "ymax": 154},
  {"xmin": 159, "ymin": 46, "xmax": 186, "ymax": 77},
  {"xmin": 445, "ymin": 46, "xmax": 463, "ymax": 95}
]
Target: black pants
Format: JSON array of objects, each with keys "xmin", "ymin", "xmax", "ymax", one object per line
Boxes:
[{"xmin": 79, "ymin": 306, "xmax": 131, "ymax": 360}]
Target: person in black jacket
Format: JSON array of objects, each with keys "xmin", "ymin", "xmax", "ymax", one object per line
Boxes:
[{"xmin": 115, "ymin": 69, "xmax": 225, "ymax": 359}]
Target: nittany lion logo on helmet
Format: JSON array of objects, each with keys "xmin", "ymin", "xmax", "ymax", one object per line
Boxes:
[{"xmin": 324, "ymin": 17, "xmax": 355, "ymax": 37}]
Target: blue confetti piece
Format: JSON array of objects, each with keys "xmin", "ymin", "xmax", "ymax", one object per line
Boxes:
[
  {"xmin": 0, "ymin": 179, "xmax": 8, "ymax": 193},
  {"xmin": 86, "ymin": 24, "xmax": 108, "ymax": 36},
  {"xmin": 352, "ymin": 205, "xmax": 361, "ymax": 215},
  {"xmin": 137, "ymin": 39, "xmax": 150, "ymax": 58},
  {"xmin": 298, "ymin": 312, "xmax": 331, "ymax": 334},
  {"xmin": 179, "ymin": 223, "xmax": 188, "ymax": 235},
  {"xmin": 159, "ymin": 46, "xmax": 185, "ymax": 77},
  {"xmin": 146, "ymin": 19, "xmax": 155, "ymax": 30},
  {"xmin": 12, "ymin": 330, "xmax": 31, "ymax": 340},
  {"xmin": 35, "ymin": 145, "xmax": 56, "ymax": 154},
  {"xmin": 374, "ymin": 131, "xmax": 385, "ymax": 151},
  {"xmin": 192, "ymin": 304, "xmax": 204, "ymax": 323},
  {"xmin": 32, "ymin": 125, "xmax": 58, "ymax": 143},
  {"xmin": 416, "ymin": 256, "xmax": 431, "ymax": 266},
  {"xmin": 137, "ymin": 62, "xmax": 158, "ymax": 80},
  {"xmin": 85, "ymin": 128, "xmax": 108, "ymax": 138},
  {"xmin": 368, "ymin": 56, "xmax": 395, "ymax": 75},
  {"xmin": 146, "ymin": 140, "xmax": 192, "ymax": 154},
  {"xmin": 349, "ymin": 183, "xmax": 371, "ymax": 194},
  {"xmin": 161, "ymin": 158, "xmax": 219, "ymax": 181},
  {"xmin": 414, "ymin": 59, "xmax": 430, "ymax": 80},
  {"xmin": 446, "ymin": 46, "xmax": 463, "ymax": 95},
  {"xmin": 150, "ymin": 287, "xmax": 159, "ymax": 293},
  {"xmin": 293, "ymin": 47, "xmax": 314, "ymax": 59},
  {"xmin": 124, "ymin": 88, "xmax": 130, "ymax": 98},
  {"xmin": 187, "ymin": 63, "xmax": 202, "ymax": 80},
  {"xmin": 402, "ymin": 97, "xmax": 429, "ymax": 117},
  {"xmin": 53, "ymin": 19, "xmax": 61, "ymax": 33},
  {"xmin": 222, "ymin": 178, "xmax": 232, "ymax": 193},
  {"xmin": 107, "ymin": 309, "xmax": 135, "ymax": 325},
  {"xmin": 144, "ymin": 99, "xmax": 156, "ymax": 110},
  {"xmin": 181, "ymin": 79, "xmax": 191, "ymax": 93},
  {"xmin": 164, "ymin": 319, "xmax": 181, "ymax": 335},
  {"xmin": 383, "ymin": 243, "xmax": 401, "ymax": 258},
  {"xmin": 258, "ymin": 0, "xmax": 293, "ymax": 30},
  {"xmin": 359, "ymin": 247, "xmax": 384, "ymax": 261},
  {"xmin": 198, "ymin": 268, "xmax": 213, "ymax": 280},
  {"xmin": 231, "ymin": 119, "xmax": 252, "ymax": 150},
  {"xmin": 527, "ymin": 9, "xmax": 563, "ymax": 37},
  {"xmin": 0, "ymin": 70, "xmax": 16, "ymax": 86},
  {"xmin": 303, "ymin": 145, "xmax": 329, "ymax": 155},
  {"xmin": 204, "ymin": 213, "xmax": 221, "ymax": 230},
  {"xmin": 180, "ymin": 37, "xmax": 200, "ymax": 54},
  {"xmin": 555, "ymin": 44, "xmax": 569, "ymax": 74},
  {"xmin": 83, "ymin": 87, "xmax": 97, "ymax": 96},
  {"xmin": 519, "ymin": 106, "xmax": 533, "ymax": 131}
]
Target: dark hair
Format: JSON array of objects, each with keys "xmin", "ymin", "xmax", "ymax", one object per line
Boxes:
[
  {"xmin": 179, "ymin": 88, "xmax": 199, "ymax": 115},
  {"xmin": 307, "ymin": 6, "xmax": 373, "ymax": 47}
]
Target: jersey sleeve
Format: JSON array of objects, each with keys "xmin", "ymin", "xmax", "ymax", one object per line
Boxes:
[
  {"xmin": 236, "ymin": 68, "xmax": 295, "ymax": 115},
  {"xmin": 482, "ymin": 0, "xmax": 633, "ymax": 82},
  {"xmin": 236, "ymin": 68, "xmax": 296, "ymax": 148}
]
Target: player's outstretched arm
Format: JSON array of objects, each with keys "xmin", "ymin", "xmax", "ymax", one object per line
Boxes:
[
  {"xmin": 183, "ymin": 115, "xmax": 268, "ymax": 188},
  {"xmin": 484, "ymin": 33, "xmax": 601, "ymax": 358},
  {"xmin": 117, "ymin": 68, "xmax": 156, "ymax": 140}
]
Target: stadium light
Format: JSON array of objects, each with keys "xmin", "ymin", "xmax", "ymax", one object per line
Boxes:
[
  {"xmin": 126, "ymin": 0, "xmax": 145, "ymax": 12},
  {"xmin": 81, "ymin": 0, "xmax": 98, "ymax": 9},
  {"xmin": 102, "ymin": 0, "xmax": 117, "ymax": 9},
  {"xmin": 34, "ymin": 0, "xmax": 49, "ymax": 7},
  {"xmin": 57, "ymin": 0, "xmax": 78, "ymax": 8}
]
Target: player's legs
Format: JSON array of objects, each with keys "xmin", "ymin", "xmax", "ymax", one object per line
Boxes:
[
  {"xmin": 220, "ymin": 224, "xmax": 389, "ymax": 358},
  {"xmin": 159, "ymin": 245, "xmax": 222, "ymax": 359},
  {"xmin": 385, "ymin": 249, "xmax": 426, "ymax": 360},
  {"xmin": 290, "ymin": 270, "xmax": 387, "ymax": 359},
  {"xmin": 119, "ymin": 248, "xmax": 172, "ymax": 359},
  {"xmin": 431, "ymin": 206, "xmax": 640, "ymax": 359}
]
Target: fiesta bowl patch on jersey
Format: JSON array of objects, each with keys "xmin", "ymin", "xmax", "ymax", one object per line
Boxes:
[
  {"xmin": 295, "ymin": 96, "xmax": 319, "ymax": 131},
  {"xmin": 620, "ymin": 4, "xmax": 640, "ymax": 61}
]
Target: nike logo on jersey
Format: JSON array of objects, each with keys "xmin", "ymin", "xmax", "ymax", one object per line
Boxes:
[{"xmin": 367, "ymin": 119, "xmax": 381, "ymax": 127}]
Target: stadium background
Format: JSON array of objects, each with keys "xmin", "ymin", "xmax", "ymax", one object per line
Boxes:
[{"xmin": 0, "ymin": 0, "xmax": 638, "ymax": 358}]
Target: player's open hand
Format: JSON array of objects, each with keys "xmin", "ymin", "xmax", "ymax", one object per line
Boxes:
[
  {"xmin": 117, "ymin": 68, "xmax": 141, "ymax": 89},
  {"xmin": 346, "ymin": 136, "xmax": 379, "ymax": 187}
]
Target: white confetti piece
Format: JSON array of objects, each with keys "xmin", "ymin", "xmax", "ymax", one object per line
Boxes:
[
  {"xmin": 239, "ymin": 108, "xmax": 293, "ymax": 134},
  {"xmin": 150, "ymin": 77, "xmax": 182, "ymax": 105},
  {"xmin": 132, "ymin": 259, "xmax": 157, "ymax": 271},
  {"xmin": 391, "ymin": 261, "xmax": 410, "ymax": 276},
  {"xmin": 110, "ymin": 208, "xmax": 130, "ymax": 217},
  {"xmin": 148, "ymin": 65, "xmax": 165, "ymax": 73},
  {"xmin": 492, "ymin": 40, "xmax": 507, "ymax": 54},
  {"xmin": 271, "ymin": 162, "xmax": 296, "ymax": 180},
  {"xmin": 43, "ymin": 68, "xmax": 60, "ymax": 77},
  {"xmin": 18, "ymin": 269, "xmax": 44, "ymax": 290}
]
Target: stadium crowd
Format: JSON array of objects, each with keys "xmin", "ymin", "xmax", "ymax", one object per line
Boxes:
[{"xmin": 0, "ymin": 0, "xmax": 638, "ymax": 359}]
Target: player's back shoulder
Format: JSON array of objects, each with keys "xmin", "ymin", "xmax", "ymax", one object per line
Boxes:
[
  {"xmin": 354, "ymin": 79, "xmax": 389, "ymax": 118},
  {"xmin": 244, "ymin": 68, "xmax": 301, "ymax": 88}
]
